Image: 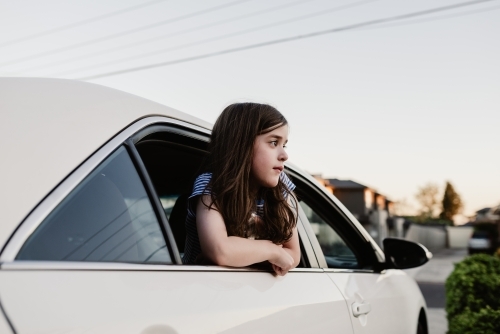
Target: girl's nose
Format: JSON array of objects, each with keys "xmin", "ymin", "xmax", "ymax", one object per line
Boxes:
[{"xmin": 279, "ymin": 148, "xmax": 288, "ymax": 161}]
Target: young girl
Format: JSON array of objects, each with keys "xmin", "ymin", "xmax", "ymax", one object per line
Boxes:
[{"xmin": 182, "ymin": 103, "xmax": 300, "ymax": 276}]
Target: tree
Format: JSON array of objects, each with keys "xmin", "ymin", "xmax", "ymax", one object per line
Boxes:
[
  {"xmin": 415, "ymin": 183, "xmax": 440, "ymax": 220},
  {"xmin": 393, "ymin": 198, "xmax": 414, "ymax": 216},
  {"xmin": 440, "ymin": 181, "xmax": 463, "ymax": 222}
]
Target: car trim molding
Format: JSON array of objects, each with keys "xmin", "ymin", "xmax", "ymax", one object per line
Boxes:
[
  {"xmin": 323, "ymin": 268, "xmax": 375, "ymax": 274},
  {"xmin": 0, "ymin": 116, "xmax": 210, "ymax": 263},
  {"xmin": 0, "ymin": 261, "xmax": 324, "ymax": 273}
]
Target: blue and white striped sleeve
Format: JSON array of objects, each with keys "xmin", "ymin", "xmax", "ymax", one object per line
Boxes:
[
  {"xmin": 189, "ymin": 173, "xmax": 212, "ymax": 199},
  {"xmin": 280, "ymin": 172, "xmax": 296, "ymax": 196}
]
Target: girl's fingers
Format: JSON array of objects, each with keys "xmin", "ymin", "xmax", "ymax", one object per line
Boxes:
[
  {"xmin": 272, "ymin": 264, "xmax": 288, "ymax": 276},
  {"xmin": 272, "ymin": 264, "xmax": 280, "ymax": 275}
]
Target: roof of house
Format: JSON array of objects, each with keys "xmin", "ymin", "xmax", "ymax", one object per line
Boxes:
[
  {"xmin": 476, "ymin": 207, "xmax": 491, "ymax": 214},
  {"xmin": 327, "ymin": 178, "xmax": 368, "ymax": 189}
]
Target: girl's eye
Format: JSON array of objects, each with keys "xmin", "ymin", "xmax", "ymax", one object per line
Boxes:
[{"xmin": 270, "ymin": 141, "xmax": 278, "ymax": 147}]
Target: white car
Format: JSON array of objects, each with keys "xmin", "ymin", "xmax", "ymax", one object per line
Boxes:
[
  {"xmin": 468, "ymin": 230, "xmax": 495, "ymax": 255},
  {"xmin": 0, "ymin": 78, "xmax": 431, "ymax": 334}
]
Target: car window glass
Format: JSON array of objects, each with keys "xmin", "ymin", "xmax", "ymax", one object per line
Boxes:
[
  {"xmin": 17, "ymin": 146, "xmax": 172, "ymax": 264},
  {"xmin": 299, "ymin": 200, "xmax": 358, "ymax": 269}
]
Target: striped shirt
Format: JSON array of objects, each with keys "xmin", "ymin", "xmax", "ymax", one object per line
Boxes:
[{"xmin": 182, "ymin": 172, "xmax": 296, "ymax": 264}]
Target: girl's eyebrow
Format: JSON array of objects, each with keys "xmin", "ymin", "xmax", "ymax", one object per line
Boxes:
[{"xmin": 268, "ymin": 134, "xmax": 288, "ymax": 143}]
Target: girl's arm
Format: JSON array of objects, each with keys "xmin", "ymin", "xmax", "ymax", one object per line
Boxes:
[
  {"xmin": 196, "ymin": 195, "xmax": 294, "ymax": 272},
  {"xmin": 282, "ymin": 225, "xmax": 300, "ymax": 268},
  {"xmin": 274, "ymin": 194, "xmax": 301, "ymax": 275}
]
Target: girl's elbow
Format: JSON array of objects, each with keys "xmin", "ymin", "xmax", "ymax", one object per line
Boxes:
[
  {"xmin": 206, "ymin": 246, "xmax": 230, "ymax": 266},
  {"xmin": 293, "ymin": 251, "xmax": 301, "ymax": 268},
  {"xmin": 212, "ymin": 253, "xmax": 228, "ymax": 266}
]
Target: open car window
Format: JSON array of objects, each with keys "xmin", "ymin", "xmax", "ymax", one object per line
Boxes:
[{"xmin": 135, "ymin": 128, "xmax": 311, "ymax": 268}]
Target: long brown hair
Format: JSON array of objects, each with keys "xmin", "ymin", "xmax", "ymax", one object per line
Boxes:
[{"xmin": 202, "ymin": 103, "xmax": 297, "ymax": 244}]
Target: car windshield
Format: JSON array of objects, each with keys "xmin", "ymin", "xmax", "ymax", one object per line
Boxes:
[{"xmin": 472, "ymin": 231, "xmax": 490, "ymax": 238}]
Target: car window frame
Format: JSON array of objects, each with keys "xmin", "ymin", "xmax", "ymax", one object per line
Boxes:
[
  {"xmin": 15, "ymin": 145, "xmax": 174, "ymax": 264},
  {"xmin": 1, "ymin": 116, "xmax": 322, "ymax": 272},
  {"xmin": 285, "ymin": 168, "xmax": 381, "ymax": 272}
]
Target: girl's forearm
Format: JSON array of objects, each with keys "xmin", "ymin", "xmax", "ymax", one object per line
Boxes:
[
  {"xmin": 212, "ymin": 237, "xmax": 278, "ymax": 267},
  {"xmin": 283, "ymin": 247, "xmax": 300, "ymax": 268}
]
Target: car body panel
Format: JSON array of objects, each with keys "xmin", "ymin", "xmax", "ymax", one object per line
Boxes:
[
  {"xmin": 326, "ymin": 269, "xmax": 426, "ymax": 333},
  {"xmin": 0, "ymin": 78, "xmax": 211, "ymax": 249},
  {"xmin": 0, "ymin": 265, "xmax": 353, "ymax": 334},
  {"xmin": 285, "ymin": 167, "xmax": 427, "ymax": 333}
]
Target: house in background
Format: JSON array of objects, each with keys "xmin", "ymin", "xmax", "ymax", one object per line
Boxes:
[
  {"xmin": 313, "ymin": 176, "xmax": 400, "ymax": 246},
  {"xmin": 474, "ymin": 206, "xmax": 500, "ymax": 223},
  {"xmin": 470, "ymin": 205, "xmax": 500, "ymax": 243}
]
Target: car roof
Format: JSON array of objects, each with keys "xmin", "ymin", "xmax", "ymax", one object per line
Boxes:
[{"xmin": 0, "ymin": 78, "xmax": 211, "ymax": 248}]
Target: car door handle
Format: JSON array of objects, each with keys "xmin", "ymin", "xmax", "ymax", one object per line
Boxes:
[{"xmin": 352, "ymin": 302, "xmax": 371, "ymax": 317}]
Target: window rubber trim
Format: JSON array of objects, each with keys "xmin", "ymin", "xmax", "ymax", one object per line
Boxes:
[
  {"xmin": 0, "ymin": 296, "xmax": 16, "ymax": 334},
  {"xmin": 296, "ymin": 216, "xmax": 318, "ymax": 268},
  {"xmin": 125, "ymin": 139, "xmax": 182, "ymax": 265},
  {"xmin": 130, "ymin": 124, "xmax": 209, "ymax": 145}
]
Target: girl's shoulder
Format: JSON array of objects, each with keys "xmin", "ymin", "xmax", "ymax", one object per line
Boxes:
[{"xmin": 190, "ymin": 173, "xmax": 212, "ymax": 198}]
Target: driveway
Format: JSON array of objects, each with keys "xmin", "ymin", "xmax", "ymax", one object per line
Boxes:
[{"xmin": 404, "ymin": 248, "xmax": 467, "ymax": 334}]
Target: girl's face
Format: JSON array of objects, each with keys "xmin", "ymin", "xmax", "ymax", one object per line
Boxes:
[{"xmin": 251, "ymin": 124, "xmax": 289, "ymax": 189}]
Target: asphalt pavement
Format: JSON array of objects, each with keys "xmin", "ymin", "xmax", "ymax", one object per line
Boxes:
[{"xmin": 404, "ymin": 248, "xmax": 467, "ymax": 334}]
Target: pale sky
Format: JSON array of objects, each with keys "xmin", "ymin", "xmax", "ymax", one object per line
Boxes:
[{"xmin": 1, "ymin": 0, "xmax": 499, "ymax": 219}]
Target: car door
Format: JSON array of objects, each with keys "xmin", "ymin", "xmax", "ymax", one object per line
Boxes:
[
  {"xmin": 0, "ymin": 117, "xmax": 353, "ymax": 334},
  {"xmin": 289, "ymin": 170, "xmax": 425, "ymax": 334}
]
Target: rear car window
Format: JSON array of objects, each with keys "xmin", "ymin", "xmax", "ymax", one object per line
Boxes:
[{"xmin": 16, "ymin": 146, "xmax": 172, "ymax": 264}]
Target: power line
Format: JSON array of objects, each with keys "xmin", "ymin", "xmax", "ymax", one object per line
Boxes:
[
  {"xmin": 52, "ymin": 0, "xmax": 380, "ymax": 76},
  {"xmin": 0, "ymin": 0, "xmax": 253, "ymax": 67},
  {"xmin": 0, "ymin": 0, "xmax": 171, "ymax": 48},
  {"xmin": 77, "ymin": 0, "xmax": 496, "ymax": 81},
  {"xmin": 15, "ymin": 0, "xmax": 318, "ymax": 75},
  {"xmin": 361, "ymin": 4, "xmax": 500, "ymax": 30}
]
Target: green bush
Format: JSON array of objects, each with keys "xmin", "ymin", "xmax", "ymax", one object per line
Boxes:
[
  {"xmin": 445, "ymin": 254, "xmax": 500, "ymax": 331},
  {"xmin": 448, "ymin": 306, "xmax": 500, "ymax": 334}
]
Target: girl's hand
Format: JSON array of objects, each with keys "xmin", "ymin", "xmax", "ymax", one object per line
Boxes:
[
  {"xmin": 269, "ymin": 244, "xmax": 294, "ymax": 276},
  {"xmin": 272, "ymin": 263, "xmax": 290, "ymax": 276}
]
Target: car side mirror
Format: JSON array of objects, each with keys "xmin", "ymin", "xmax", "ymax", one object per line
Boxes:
[{"xmin": 383, "ymin": 238, "xmax": 432, "ymax": 270}]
